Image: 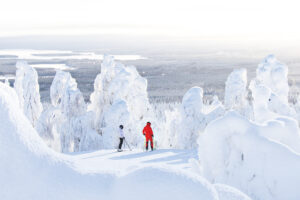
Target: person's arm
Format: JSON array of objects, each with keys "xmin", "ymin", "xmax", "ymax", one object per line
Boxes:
[
  {"xmin": 150, "ymin": 127, "xmax": 154, "ymax": 137},
  {"xmin": 143, "ymin": 127, "xmax": 146, "ymax": 136}
]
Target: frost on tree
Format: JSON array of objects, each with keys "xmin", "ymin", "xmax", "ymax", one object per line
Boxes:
[
  {"xmin": 175, "ymin": 86, "xmax": 225, "ymax": 149},
  {"xmin": 89, "ymin": 55, "xmax": 117, "ymax": 133},
  {"xmin": 252, "ymin": 55, "xmax": 296, "ymax": 118},
  {"xmin": 179, "ymin": 87, "xmax": 206, "ymax": 149},
  {"xmin": 89, "ymin": 55, "xmax": 151, "ymax": 149},
  {"xmin": 36, "ymin": 103, "xmax": 61, "ymax": 152},
  {"xmin": 50, "ymin": 70, "xmax": 101, "ymax": 152},
  {"xmin": 101, "ymin": 100, "xmax": 132, "ymax": 148},
  {"xmin": 256, "ymin": 55, "xmax": 289, "ymax": 103},
  {"xmin": 211, "ymin": 95, "xmax": 222, "ymax": 107},
  {"xmin": 249, "ymin": 80, "xmax": 277, "ymax": 123},
  {"xmin": 14, "ymin": 61, "xmax": 43, "ymax": 127},
  {"xmin": 4, "ymin": 78, "xmax": 10, "ymax": 86},
  {"xmin": 224, "ymin": 68, "xmax": 247, "ymax": 111}
]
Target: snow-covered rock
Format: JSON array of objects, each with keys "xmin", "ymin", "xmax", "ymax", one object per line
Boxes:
[{"xmin": 14, "ymin": 61, "xmax": 43, "ymax": 127}]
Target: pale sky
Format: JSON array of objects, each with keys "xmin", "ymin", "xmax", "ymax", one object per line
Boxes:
[{"xmin": 1, "ymin": 0, "xmax": 300, "ymax": 40}]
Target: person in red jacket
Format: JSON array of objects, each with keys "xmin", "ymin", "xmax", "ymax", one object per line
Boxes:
[{"xmin": 143, "ymin": 122, "xmax": 154, "ymax": 151}]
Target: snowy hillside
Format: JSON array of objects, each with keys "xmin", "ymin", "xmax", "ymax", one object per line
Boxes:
[
  {"xmin": 0, "ymin": 82, "xmax": 252, "ymax": 200},
  {"xmin": 2, "ymin": 54, "xmax": 300, "ymax": 199}
]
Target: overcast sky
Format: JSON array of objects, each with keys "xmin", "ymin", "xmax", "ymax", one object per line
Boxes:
[{"xmin": 1, "ymin": 0, "xmax": 300, "ymax": 42}]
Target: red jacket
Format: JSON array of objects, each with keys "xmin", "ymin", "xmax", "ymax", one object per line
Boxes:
[{"xmin": 143, "ymin": 123, "xmax": 153, "ymax": 139}]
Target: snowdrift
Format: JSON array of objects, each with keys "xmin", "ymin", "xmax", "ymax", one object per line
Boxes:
[
  {"xmin": 198, "ymin": 111, "xmax": 300, "ymax": 200},
  {"xmin": 0, "ymin": 82, "xmax": 251, "ymax": 200}
]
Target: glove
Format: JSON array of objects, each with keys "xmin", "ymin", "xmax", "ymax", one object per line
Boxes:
[{"xmin": 152, "ymin": 135, "xmax": 154, "ymax": 138}]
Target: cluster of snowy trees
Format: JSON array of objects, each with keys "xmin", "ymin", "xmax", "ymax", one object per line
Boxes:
[
  {"xmin": 6, "ymin": 54, "xmax": 300, "ymax": 153},
  {"xmin": 9, "ymin": 55, "xmax": 154, "ymax": 152},
  {"xmin": 195, "ymin": 55, "xmax": 300, "ymax": 200}
]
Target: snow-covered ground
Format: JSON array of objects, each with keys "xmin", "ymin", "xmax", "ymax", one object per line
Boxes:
[
  {"xmin": 0, "ymin": 77, "xmax": 252, "ymax": 200},
  {"xmin": 72, "ymin": 149, "xmax": 197, "ymax": 175}
]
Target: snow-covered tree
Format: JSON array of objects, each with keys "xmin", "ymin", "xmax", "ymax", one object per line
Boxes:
[
  {"xmin": 178, "ymin": 87, "xmax": 206, "ymax": 149},
  {"xmin": 89, "ymin": 55, "xmax": 117, "ymax": 133},
  {"xmin": 36, "ymin": 103, "xmax": 61, "ymax": 152},
  {"xmin": 256, "ymin": 55, "xmax": 289, "ymax": 104},
  {"xmin": 14, "ymin": 61, "xmax": 43, "ymax": 127},
  {"xmin": 224, "ymin": 68, "xmax": 248, "ymax": 110},
  {"xmin": 4, "ymin": 78, "xmax": 10, "ymax": 86},
  {"xmin": 36, "ymin": 70, "xmax": 101, "ymax": 153},
  {"xmin": 51, "ymin": 70, "xmax": 101, "ymax": 152},
  {"xmin": 89, "ymin": 55, "xmax": 152, "ymax": 149},
  {"xmin": 252, "ymin": 55, "xmax": 296, "ymax": 119},
  {"xmin": 249, "ymin": 79, "xmax": 276, "ymax": 123}
]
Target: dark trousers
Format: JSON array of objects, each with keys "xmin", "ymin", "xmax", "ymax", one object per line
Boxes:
[{"xmin": 119, "ymin": 137, "xmax": 124, "ymax": 149}]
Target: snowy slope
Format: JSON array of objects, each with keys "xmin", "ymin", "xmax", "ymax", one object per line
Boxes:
[
  {"xmin": 198, "ymin": 111, "xmax": 300, "ymax": 200},
  {"xmin": 0, "ymin": 82, "xmax": 251, "ymax": 200}
]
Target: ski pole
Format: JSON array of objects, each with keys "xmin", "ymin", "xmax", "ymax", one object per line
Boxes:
[{"xmin": 124, "ymin": 138, "xmax": 132, "ymax": 151}]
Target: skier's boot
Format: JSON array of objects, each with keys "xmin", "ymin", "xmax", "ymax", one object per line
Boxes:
[{"xmin": 117, "ymin": 149, "xmax": 123, "ymax": 152}]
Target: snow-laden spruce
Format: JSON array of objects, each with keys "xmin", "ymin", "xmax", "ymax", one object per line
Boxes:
[
  {"xmin": 14, "ymin": 54, "xmax": 300, "ymax": 153},
  {"xmin": 179, "ymin": 87, "xmax": 205, "ymax": 148},
  {"xmin": 14, "ymin": 61, "xmax": 43, "ymax": 127},
  {"xmin": 89, "ymin": 55, "xmax": 152, "ymax": 149},
  {"xmin": 197, "ymin": 55, "xmax": 300, "ymax": 200},
  {"xmin": 224, "ymin": 68, "xmax": 247, "ymax": 110},
  {"xmin": 52, "ymin": 70, "xmax": 101, "ymax": 152},
  {"xmin": 37, "ymin": 70, "xmax": 101, "ymax": 152},
  {"xmin": 160, "ymin": 86, "xmax": 225, "ymax": 149},
  {"xmin": 256, "ymin": 55, "xmax": 289, "ymax": 103},
  {"xmin": 253, "ymin": 55, "xmax": 296, "ymax": 118}
]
